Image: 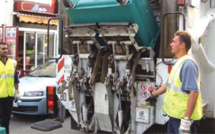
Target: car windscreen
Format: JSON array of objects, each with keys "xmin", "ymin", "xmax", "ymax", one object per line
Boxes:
[{"xmin": 27, "ymin": 61, "xmax": 56, "ymax": 77}]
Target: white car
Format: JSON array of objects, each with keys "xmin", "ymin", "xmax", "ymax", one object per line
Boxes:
[{"xmin": 12, "ymin": 60, "xmax": 59, "ymax": 115}]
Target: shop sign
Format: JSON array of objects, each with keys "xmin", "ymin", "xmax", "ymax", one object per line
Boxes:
[
  {"xmin": 31, "ymin": 4, "xmax": 47, "ymax": 13},
  {"xmin": 15, "ymin": 1, "xmax": 57, "ymax": 14}
]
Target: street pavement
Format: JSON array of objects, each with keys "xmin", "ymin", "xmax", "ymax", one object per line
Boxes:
[
  {"xmin": 10, "ymin": 115, "xmax": 82, "ymax": 134},
  {"xmin": 10, "ymin": 115, "xmax": 110, "ymax": 134}
]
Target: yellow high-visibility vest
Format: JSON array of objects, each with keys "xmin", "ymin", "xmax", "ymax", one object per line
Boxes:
[
  {"xmin": 163, "ymin": 55, "xmax": 203, "ymax": 120},
  {"xmin": 0, "ymin": 58, "xmax": 16, "ymax": 98}
]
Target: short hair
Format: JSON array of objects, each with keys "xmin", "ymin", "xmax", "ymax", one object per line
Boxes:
[
  {"xmin": 0, "ymin": 42, "xmax": 7, "ymax": 46},
  {"xmin": 174, "ymin": 31, "xmax": 192, "ymax": 51}
]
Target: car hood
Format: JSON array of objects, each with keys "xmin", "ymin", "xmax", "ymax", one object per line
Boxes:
[{"xmin": 19, "ymin": 77, "xmax": 56, "ymax": 95}]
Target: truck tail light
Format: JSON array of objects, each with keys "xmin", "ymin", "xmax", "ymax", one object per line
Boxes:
[
  {"xmin": 48, "ymin": 101, "xmax": 54, "ymax": 107},
  {"xmin": 47, "ymin": 86, "xmax": 56, "ymax": 114}
]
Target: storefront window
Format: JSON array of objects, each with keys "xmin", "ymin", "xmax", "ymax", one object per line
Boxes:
[
  {"xmin": 25, "ymin": 33, "xmax": 35, "ymax": 70},
  {"xmin": 37, "ymin": 33, "xmax": 55, "ymax": 66},
  {"xmin": 17, "ymin": 31, "xmax": 56, "ymax": 77},
  {"xmin": 48, "ymin": 34, "xmax": 55, "ymax": 58},
  {"xmin": 37, "ymin": 34, "xmax": 46, "ymax": 66}
]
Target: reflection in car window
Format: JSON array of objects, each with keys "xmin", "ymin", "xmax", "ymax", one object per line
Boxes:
[{"xmin": 27, "ymin": 61, "xmax": 56, "ymax": 77}]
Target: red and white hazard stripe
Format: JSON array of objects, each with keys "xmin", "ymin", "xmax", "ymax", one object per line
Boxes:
[{"xmin": 57, "ymin": 57, "xmax": 65, "ymax": 85}]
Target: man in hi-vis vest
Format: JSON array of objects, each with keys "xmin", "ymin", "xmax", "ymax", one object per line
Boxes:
[
  {"xmin": 150, "ymin": 31, "xmax": 202, "ymax": 134},
  {"xmin": 0, "ymin": 42, "xmax": 19, "ymax": 134}
]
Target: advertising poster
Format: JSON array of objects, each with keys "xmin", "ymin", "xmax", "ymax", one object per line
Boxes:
[{"xmin": 5, "ymin": 27, "xmax": 19, "ymax": 59}]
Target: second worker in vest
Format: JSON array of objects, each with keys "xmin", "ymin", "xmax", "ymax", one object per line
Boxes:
[
  {"xmin": 0, "ymin": 42, "xmax": 20, "ymax": 134},
  {"xmin": 150, "ymin": 31, "xmax": 202, "ymax": 134}
]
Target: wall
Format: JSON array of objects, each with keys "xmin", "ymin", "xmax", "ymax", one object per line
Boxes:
[{"xmin": 0, "ymin": 0, "xmax": 14, "ymax": 26}]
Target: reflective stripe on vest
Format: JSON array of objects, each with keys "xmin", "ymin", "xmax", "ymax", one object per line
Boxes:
[
  {"xmin": 163, "ymin": 55, "xmax": 203, "ymax": 120},
  {"xmin": 0, "ymin": 74, "xmax": 14, "ymax": 79},
  {"xmin": 0, "ymin": 59, "xmax": 16, "ymax": 98}
]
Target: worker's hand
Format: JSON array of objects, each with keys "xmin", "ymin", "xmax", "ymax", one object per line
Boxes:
[
  {"xmin": 14, "ymin": 90, "xmax": 20, "ymax": 102},
  {"xmin": 179, "ymin": 117, "xmax": 192, "ymax": 134},
  {"xmin": 145, "ymin": 91, "xmax": 157, "ymax": 102}
]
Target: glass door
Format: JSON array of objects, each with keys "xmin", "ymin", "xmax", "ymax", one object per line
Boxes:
[
  {"xmin": 37, "ymin": 33, "xmax": 47, "ymax": 66},
  {"xmin": 21, "ymin": 31, "xmax": 56, "ymax": 72},
  {"xmin": 24, "ymin": 32, "xmax": 35, "ymax": 71},
  {"xmin": 37, "ymin": 33, "xmax": 55, "ymax": 66}
]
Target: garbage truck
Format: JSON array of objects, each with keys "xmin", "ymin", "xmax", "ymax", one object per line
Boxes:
[{"xmin": 48, "ymin": 0, "xmax": 215, "ymax": 133}]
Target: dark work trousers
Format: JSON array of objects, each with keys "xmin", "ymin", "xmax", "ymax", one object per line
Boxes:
[
  {"xmin": 168, "ymin": 117, "xmax": 200, "ymax": 134},
  {"xmin": 0, "ymin": 97, "xmax": 14, "ymax": 134}
]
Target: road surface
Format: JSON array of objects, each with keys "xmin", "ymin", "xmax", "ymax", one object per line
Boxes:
[{"xmin": 10, "ymin": 115, "xmax": 82, "ymax": 134}]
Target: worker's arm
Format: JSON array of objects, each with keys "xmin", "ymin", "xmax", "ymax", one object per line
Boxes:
[
  {"xmin": 152, "ymin": 84, "xmax": 167, "ymax": 96},
  {"xmin": 14, "ymin": 69, "xmax": 19, "ymax": 91},
  {"xmin": 184, "ymin": 91, "xmax": 199, "ymax": 119},
  {"xmin": 179, "ymin": 91, "xmax": 199, "ymax": 133},
  {"xmin": 179, "ymin": 60, "xmax": 200, "ymax": 133},
  {"xmin": 15, "ymin": 83, "xmax": 19, "ymax": 91},
  {"xmin": 180, "ymin": 60, "xmax": 200, "ymax": 118}
]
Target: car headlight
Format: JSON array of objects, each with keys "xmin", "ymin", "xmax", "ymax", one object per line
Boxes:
[{"xmin": 24, "ymin": 91, "xmax": 44, "ymax": 96}]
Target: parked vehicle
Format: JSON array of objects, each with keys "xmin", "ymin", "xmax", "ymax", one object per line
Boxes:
[
  {"xmin": 49, "ymin": 0, "xmax": 215, "ymax": 133},
  {"xmin": 12, "ymin": 59, "xmax": 71, "ymax": 117}
]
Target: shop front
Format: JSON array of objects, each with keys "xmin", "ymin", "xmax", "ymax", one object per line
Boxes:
[
  {"xmin": 14, "ymin": 0, "xmax": 58, "ymax": 77},
  {"xmin": 17, "ymin": 28, "xmax": 57, "ymax": 76}
]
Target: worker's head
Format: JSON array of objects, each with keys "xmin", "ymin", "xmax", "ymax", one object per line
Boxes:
[
  {"xmin": 0, "ymin": 42, "xmax": 8, "ymax": 58},
  {"xmin": 170, "ymin": 31, "xmax": 192, "ymax": 55}
]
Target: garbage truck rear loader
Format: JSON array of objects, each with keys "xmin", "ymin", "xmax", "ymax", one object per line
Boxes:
[{"xmin": 51, "ymin": 0, "xmax": 215, "ymax": 133}]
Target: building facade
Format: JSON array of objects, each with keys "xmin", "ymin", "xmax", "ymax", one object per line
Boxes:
[
  {"xmin": 0, "ymin": 0, "xmax": 59, "ymax": 76},
  {"xmin": 0, "ymin": 0, "xmax": 14, "ymax": 26}
]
